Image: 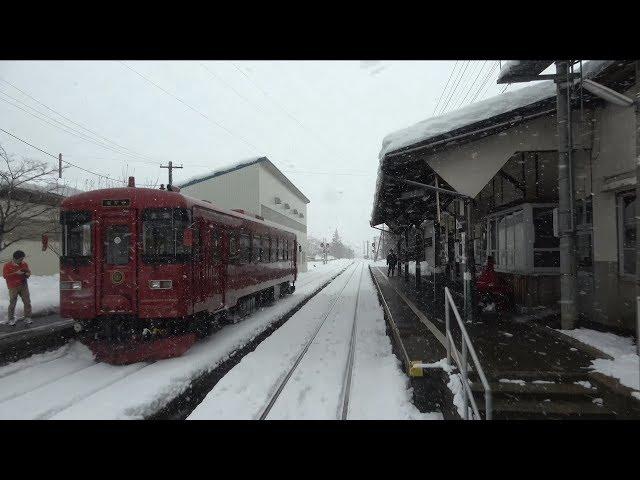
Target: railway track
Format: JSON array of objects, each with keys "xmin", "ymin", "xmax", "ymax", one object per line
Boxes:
[
  {"xmin": 258, "ymin": 262, "xmax": 364, "ymax": 420},
  {"xmin": 0, "ymin": 261, "xmax": 352, "ymax": 420}
]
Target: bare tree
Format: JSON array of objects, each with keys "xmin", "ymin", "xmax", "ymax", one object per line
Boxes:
[{"xmin": 0, "ymin": 144, "xmax": 62, "ymax": 254}]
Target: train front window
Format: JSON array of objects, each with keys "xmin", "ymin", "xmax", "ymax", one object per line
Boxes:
[
  {"xmin": 60, "ymin": 211, "xmax": 92, "ymax": 261},
  {"xmin": 105, "ymin": 225, "xmax": 130, "ymax": 265},
  {"xmin": 142, "ymin": 208, "xmax": 191, "ymax": 263}
]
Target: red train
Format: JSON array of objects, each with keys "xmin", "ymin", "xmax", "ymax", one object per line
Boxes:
[{"xmin": 56, "ymin": 178, "xmax": 297, "ymax": 364}]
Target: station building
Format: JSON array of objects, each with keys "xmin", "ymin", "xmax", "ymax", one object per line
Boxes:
[
  {"xmin": 180, "ymin": 157, "xmax": 310, "ymax": 273},
  {"xmin": 371, "ymin": 60, "xmax": 638, "ymax": 333}
]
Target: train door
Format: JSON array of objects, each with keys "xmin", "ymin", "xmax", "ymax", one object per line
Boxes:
[
  {"xmin": 97, "ymin": 210, "xmax": 137, "ymax": 315},
  {"xmin": 192, "ymin": 217, "xmax": 206, "ymax": 311},
  {"xmin": 210, "ymin": 229, "xmax": 224, "ymax": 309}
]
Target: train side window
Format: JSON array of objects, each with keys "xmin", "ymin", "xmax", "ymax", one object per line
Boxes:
[
  {"xmin": 285, "ymin": 240, "xmax": 289, "ymax": 260},
  {"xmin": 253, "ymin": 235, "xmax": 261, "ymax": 263},
  {"xmin": 239, "ymin": 234, "xmax": 251, "ymax": 264},
  {"xmin": 269, "ymin": 236, "xmax": 275, "ymax": 262},
  {"xmin": 229, "ymin": 233, "xmax": 239, "ymax": 264},
  {"xmin": 212, "ymin": 231, "xmax": 222, "ymax": 263},
  {"xmin": 262, "ymin": 236, "xmax": 270, "ymax": 263}
]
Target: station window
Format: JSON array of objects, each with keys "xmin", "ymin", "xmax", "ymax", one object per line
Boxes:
[
  {"xmin": 486, "ymin": 203, "xmax": 559, "ymax": 274},
  {"xmin": 617, "ymin": 191, "xmax": 636, "ymax": 276}
]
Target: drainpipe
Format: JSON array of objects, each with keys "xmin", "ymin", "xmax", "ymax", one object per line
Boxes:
[{"xmin": 556, "ymin": 60, "xmax": 578, "ymax": 330}]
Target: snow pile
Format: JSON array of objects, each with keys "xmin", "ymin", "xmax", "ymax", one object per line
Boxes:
[
  {"xmin": 499, "ymin": 378, "xmax": 526, "ymax": 386},
  {"xmin": 447, "ymin": 373, "xmax": 478, "ymax": 420},
  {"xmin": 0, "ymin": 274, "xmax": 59, "ymax": 324},
  {"xmin": 379, "ymin": 60, "xmax": 613, "ymax": 158},
  {"xmin": 560, "ymin": 328, "xmax": 639, "ymax": 393}
]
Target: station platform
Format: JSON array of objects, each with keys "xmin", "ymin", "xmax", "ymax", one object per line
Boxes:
[
  {"xmin": 0, "ymin": 314, "xmax": 75, "ymax": 365},
  {"xmin": 369, "ymin": 265, "xmax": 640, "ymax": 419}
]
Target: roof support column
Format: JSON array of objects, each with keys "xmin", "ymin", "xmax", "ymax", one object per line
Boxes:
[
  {"xmin": 404, "ymin": 228, "xmax": 409, "ymax": 281},
  {"xmin": 556, "ymin": 60, "xmax": 578, "ymax": 330},
  {"xmin": 635, "ymin": 61, "xmax": 640, "ymax": 372},
  {"xmin": 463, "ymin": 199, "xmax": 477, "ymax": 322}
]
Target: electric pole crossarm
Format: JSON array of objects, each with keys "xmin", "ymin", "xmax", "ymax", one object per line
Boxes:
[{"xmin": 160, "ymin": 160, "xmax": 183, "ymax": 187}]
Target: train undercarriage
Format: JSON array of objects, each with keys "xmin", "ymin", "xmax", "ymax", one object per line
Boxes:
[{"xmin": 75, "ymin": 281, "xmax": 295, "ymax": 364}]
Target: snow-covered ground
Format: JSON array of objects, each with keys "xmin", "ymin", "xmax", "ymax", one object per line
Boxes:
[
  {"xmin": 0, "ymin": 274, "xmax": 60, "ymax": 324},
  {"xmin": 560, "ymin": 328, "xmax": 639, "ymax": 396},
  {"xmin": 0, "ymin": 260, "xmax": 351, "ymax": 419},
  {"xmin": 189, "ymin": 261, "xmax": 441, "ymax": 420}
]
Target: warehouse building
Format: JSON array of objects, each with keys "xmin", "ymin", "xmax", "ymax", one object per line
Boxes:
[{"xmin": 179, "ymin": 156, "xmax": 310, "ymax": 272}]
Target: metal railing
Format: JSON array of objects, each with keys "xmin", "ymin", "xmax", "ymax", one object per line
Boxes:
[{"xmin": 444, "ymin": 287, "xmax": 492, "ymax": 420}]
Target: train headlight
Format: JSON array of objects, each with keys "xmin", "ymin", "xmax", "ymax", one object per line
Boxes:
[
  {"xmin": 149, "ymin": 280, "xmax": 172, "ymax": 289},
  {"xmin": 61, "ymin": 281, "xmax": 82, "ymax": 290}
]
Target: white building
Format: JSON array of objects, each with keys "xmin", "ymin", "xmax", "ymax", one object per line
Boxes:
[{"xmin": 179, "ymin": 157, "xmax": 310, "ymax": 272}]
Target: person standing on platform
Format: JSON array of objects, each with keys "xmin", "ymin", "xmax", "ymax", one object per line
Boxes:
[
  {"xmin": 387, "ymin": 248, "xmax": 398, "ymax": 277},
  {"xmin": 3, "ymin": 250, "xmax": 32, "ymax": 326}
]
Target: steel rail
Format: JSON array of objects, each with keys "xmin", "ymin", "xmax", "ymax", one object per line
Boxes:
[
  {"xmin": 338, "ymin": 263, "xmax": 364, "ymax": 420},
  {"xmin": 258, "ymin": 262, "xmax": 360, "ymax": 420}
]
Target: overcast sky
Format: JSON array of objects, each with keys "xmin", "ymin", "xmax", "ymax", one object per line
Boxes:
[{"xmin": 0, "ymin": 60, "xmax": 522, "ymax": 251}]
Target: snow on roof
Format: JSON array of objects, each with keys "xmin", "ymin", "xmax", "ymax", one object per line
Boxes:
[
  {"xmin": 179, "ymin": 156, "xmax": 310, "ymax": 204},
  {"xmin": 178, "ymin": 156, "xmax": 265, "ymax": 188},
  {"xmin": 379, "ymin": 60, "xmax": 614, "ymax": 159}
]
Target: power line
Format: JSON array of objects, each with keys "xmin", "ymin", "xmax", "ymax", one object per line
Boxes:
[
  {"xmin": 438, "ymin": 60, "xmax": 470, "ymax": 115},
  {"xmin": 0, "ymin": 126, "xmax": 128, "ymax": 185},
  {"xmin": 229, "ymin": 62, "xmax": 344, "ymax": 161},
  {"xmin": 433, "ymin": 61, "xmax": 459, "ymax": 116},
  {"xmin": 455, "ymin": 61, "xmax": 488, "ymax": 109},
  {"xmin": 0, "ymin": 127, "xmax": 57, "ymax": 159},
  {"xmin": 470, "ymin": 61, "xmax": 500, "ymax": 103},
  {"xmin": 0, "ymin": 93, "xmax": 159, "ymax": 167},
  {"xmin": 0, "ymin": 77, "xmax": 163, "ymax": 164},
  {"xmin": 119, "ymin": 61, "xmax": 260, "ymax": 155}
]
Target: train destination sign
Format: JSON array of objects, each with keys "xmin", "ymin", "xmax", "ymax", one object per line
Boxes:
[{"xmin": 102, "ymin": 199, "xmax": 131, "ymax": 207}]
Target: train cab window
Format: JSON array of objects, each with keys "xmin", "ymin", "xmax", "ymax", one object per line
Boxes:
[
  {"xmin": 105, "ymin": 225, "xmax": 131, "ymax": 265},
  {"xmin": 142, "ymin": 208, "xmax": 191, "ymax": 263},
  {"xmin": 239, "ymin": 234, "xmax": 251, "ymax": 264},
  {"xmin": 284, "ymin": 240, "xmax": 289, "ymax": 260},
  {"xmin": 60, "ymin": 211, "xmax": 92, "ymax": 263}
]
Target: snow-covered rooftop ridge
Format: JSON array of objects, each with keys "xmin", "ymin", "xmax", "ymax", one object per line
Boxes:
[
  {"xmin": 379, "ymin": 60, "xmax": 615, "ymax": 159},
  {"xmin": 18, "ymin": 181, "xmax": 84, "ymax": 197},
  {"xmin": 178, "ymin": 156, "xmax": 266, "ymax": 188}
]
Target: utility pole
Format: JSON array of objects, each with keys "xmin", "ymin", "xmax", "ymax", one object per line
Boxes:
[
  {"xmin": 160, "ymin": 161, "xmax": 183, "ymax": 187},
  {"xmin": 556, "ymin": 60, "xmax": 578, "ymax": 330},
  {"xmin": 58, "ymin": 153, "xmax": 62, "ymax": 178}
]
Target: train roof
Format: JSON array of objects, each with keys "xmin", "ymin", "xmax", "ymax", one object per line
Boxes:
[{"xmin": 61, "ymin": 186, "xmax": 296, "ymax": 235}]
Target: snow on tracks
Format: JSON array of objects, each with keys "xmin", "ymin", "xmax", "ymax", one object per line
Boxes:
[{"xmin": 0, "ymin": 260, "xmax": 352, "ymax": 420}]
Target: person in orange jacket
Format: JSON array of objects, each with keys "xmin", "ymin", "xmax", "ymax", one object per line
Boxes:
[{"xmin": 3, "ymin": 250, "xmax": 32, "ymax": 326}]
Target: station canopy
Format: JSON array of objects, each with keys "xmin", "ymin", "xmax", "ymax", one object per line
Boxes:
[{"xmin": 370, "ymin": 60, "xmax": 630, "ymax": 232}]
